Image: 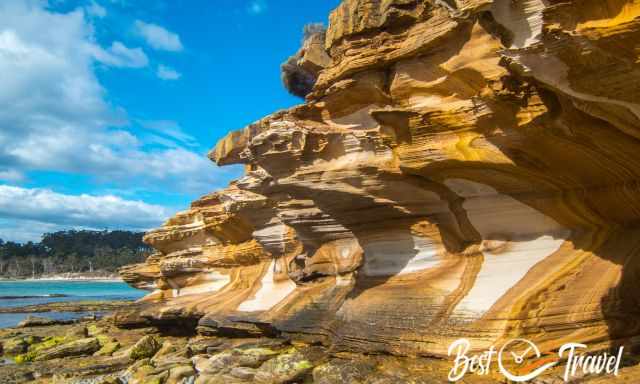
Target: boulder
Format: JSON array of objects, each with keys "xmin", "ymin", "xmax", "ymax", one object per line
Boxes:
[
  {"xmin": 153, "ymin": 356, "xmax": 192, "ymax": 372},
  {"xmin": 130, "ymin": 335, "xmax": 162, "ymax": 360},
  {"xmin": 254, "ymin": 351, "xmax": 313, "ymax": 383},
  {"xmin": 230, "ymin": 366, "xmax": 256, "ymax": 380},
  {"xmin": 2, "ymin": 337, "xmax": 29, "ymax": 355},
  {"xmin": 192, "ymin": 352, "xmax": 233, "ymax": 375},
  {"xmin": 194, "ymin": 373, "xmax": 244, "ymax": 384},
  {"xmin": 34, "ymin": 337, "xmax": 100, "ymax": 361},
  {"xmin": 94, "ymin": 341, "xmax": 121, "ymax": 356},
  {"xmin": 17, "ymin": 315, "xmax": 74, "ymax": 327},
  {"xmin": 66, "ymin": 325, "xmax": 88, "ymax": 338},
  {"xmin": 232, "ymin": 347, "xmax": 279, "ymax": 368},
  {"xmin": 166, "ymin": 365, "xmax": 196, "ymax": 384},
  {"xmin": 187, "ymin": 338, "xmax": 225, "ymax": 355},
  {"xmin": 153, "ymin": 341, "xmax": 178, "ymax": 359},
  {"xmin": 312, "ymin": 360, "xmax": 375, "ymax": 384}
]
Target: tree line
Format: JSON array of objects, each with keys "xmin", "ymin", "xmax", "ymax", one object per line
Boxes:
[{"xmin": 0, "ymin": 230, "xmax": 151, "ymax": 278}]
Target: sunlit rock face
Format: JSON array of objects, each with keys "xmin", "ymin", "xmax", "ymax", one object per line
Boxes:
[{"xmin": 119, "ymin": 0, "xmax": 640, "ymax": 356}]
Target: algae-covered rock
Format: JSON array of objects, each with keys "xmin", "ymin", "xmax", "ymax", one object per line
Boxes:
[
  {"xmin": 128, "ymin": 363, "xmax": 155, "ymax": 384},
  {"xmin": 153, "ymin": 355, "xmax": 192, "ymax": 372},
  {"xmin": 193, "ymin": 346, "xmax": 280, "ymax": 375},
  {"xmin": 98, "ymin": 377, "xmax": 124, "ymax": 384},
  {"xmin": 312, "ymin": 360, "xmax": 375, "ymax": 384},
  {"xmin": 186, "ymin": 338, "xmax": 225, "ymax": 355},
  {"xmin": 87, "ymin": 323, "xmax": 106, "ymax": 336},
  {"xmin": 31, "ymin": 335, "xmax": 66, "ymax": 352},
  {"xmin": 95, "ymin": 341, "xmax": 121, "ymax": 356},
  {"xmin": 254, "ymin": 350, "xmax": 314, "ymax": 383},
  {"xmin": 66, "ymin": 325, "xmax": 88, "ymax": 339},
  {"xmin": 96, "ymin": 334, "xmax": 115, "ymax": 346},
  {"xmin": 17, "ymin": 315, "xmax": 73, "ymax": 327},
  {"xmin": 194, "ymin": 373, "xmax": 244, "ymax": 384},
  {"xmin": 34, "ymin": 337, "xmax": 100, "ymax": 361},
  {"xmin": 152, "ymin": 341, "xmax": 177, "ymax": 360},
  {"xmin": 23, "ymin": 335, "xmax": 43, "ymax": 345},
  {"xmin": 142, "ymin": 370, "xmax": 169, "ymax": 384},
  {"xmin": 130, "ymin": 335, "xmax": 162, "ymax": 360},
  {"xmin": 12, "ymin": 335, "xmax": 68, "ymax": 363},
  {"xmin": 166, "ymin": 364, "xmax": 196, "ymax": 384},
  {"xmin": 3, "ymin": 337, "xmax": 29, "ymax": 355},
  {"xmin": 233, "ymin": 347, "xmax": 279, "ymax": 368},
  {"xmin": 14, "ymin": 351, "xmax": 36, "ymax": 364},
  {"xmin": 193, "ymin": 351, "xmax": 233, "ymax": 374}
]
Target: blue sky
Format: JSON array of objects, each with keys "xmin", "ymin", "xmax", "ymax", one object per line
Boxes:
[{"xmin": 0, "ymin": 0, "xmax": 341, "ymax": 242}]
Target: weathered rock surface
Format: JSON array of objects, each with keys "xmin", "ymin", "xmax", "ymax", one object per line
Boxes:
[
  {"xmin": 0, "ymin": 300, "xmax": 132, "ymax": 314},
  {"xmin": 130, "ymin": 335, "xmax": 162, "ymax": 360},
  {"xmin": 34, "ymin": 337, "xmax": 100, "ymax": 361},
  {"xmin": 254, "ymin": 351, "xmax": 313, "ymax": 383},
  {"xmin": 120, "ymin": 0, "xmax": 640, "ymax": 360},
  {"xmin": 5, "ymin": 315, "xmax": 640, "ymax": 383},
  {"xmin": 17, "ymin": 315, "xmax": 74, "ymax": 327}
]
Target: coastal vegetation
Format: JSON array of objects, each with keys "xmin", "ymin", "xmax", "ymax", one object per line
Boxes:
[{"xmin": 0, "ymin": 230, "xmax": 151, "ymax": 278}]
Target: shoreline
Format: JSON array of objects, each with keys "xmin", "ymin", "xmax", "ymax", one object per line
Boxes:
[
  {"xmin": 0, "ymin": 299, "xmax": 134, "ymax": 314},
  {"xmin": 0, "ymin": 275, "xmax": 123, "ymax": 283}
]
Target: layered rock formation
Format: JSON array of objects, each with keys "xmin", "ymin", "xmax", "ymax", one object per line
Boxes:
[{"xmin": 120, "ymin": 0, "xmax": 640, "ymax": 358}]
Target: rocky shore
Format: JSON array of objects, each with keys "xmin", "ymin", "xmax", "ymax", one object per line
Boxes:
[
  {"xmin": 0, "ymin": 300, "xmax": 133, "ymax": 314},
  {"xmin": 0, "ymin": 272, "xmax": 122, "ymax": 282},
  {"xmin": 2, "ymin": 311, "xmax": 640, "ymax": 383},
  {"xmin": 105, "ymin": 0, "xmax": 640, "ymax": 381},
  {"xmin": 4, "ymin": 0, "xmax": 639, "ymax": 382},
  {"xmin": 0, "ymin": 311, "xmax": 457, "ymax": 384}
]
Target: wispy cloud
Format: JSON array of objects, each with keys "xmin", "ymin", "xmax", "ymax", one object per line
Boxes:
[
  {"xmin": 0, "ymin": 185, "xmax": 171, "ymax": 229},
  {"xmin": 85, "ymin": 1, "xmax": 106, "ymax": 18},
  {"xmin": 0, "ymin": 1, "xmax": 236, "ymax": 194},
  {"xmin": 247, "ymin": 0, "xmax": 267, "ymax": 15},
  {"xmin": 0, "ymin": 1, "xmax": 241, "ymax": 242},
  {"xmin": 0, "ymin": 185, "xmax": 174, "ymax": 242},
  {"xmin": 134, "ymin": 20, "xmax": 183, "ymax": 52},
  {"xmin": 138, "ymin": 120, "xmax": 196, "ymax": 146},
  {"xmin": 0, "ymin": 170, "xmax": 24, "ymax": 183},
  {"xmin": 92, "ymin": 41, "xmax": 149, "ymax": 68},
  {"xmin": 156, "ymin": 64, "xmax": 181, "ymax": 80}
]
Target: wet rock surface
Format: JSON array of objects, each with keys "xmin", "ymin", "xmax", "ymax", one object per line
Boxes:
[
  {"xmin": 0, "ymin": 300, "xmax": 133, "ymax": 314},
  {"xmin": 17, "ymin": 315, "xmax": 75, "ymax": 327}
]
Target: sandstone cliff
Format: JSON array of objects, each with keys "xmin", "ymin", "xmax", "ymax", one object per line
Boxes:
[{"xmin": 119, "ymin": 0, "xmax": 640, "ymax": 357}]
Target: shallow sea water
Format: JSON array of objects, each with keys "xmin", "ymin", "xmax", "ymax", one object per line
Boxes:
[{"xmin": 0, "ymin": 280, "xmax": 145, "ymax": 328}]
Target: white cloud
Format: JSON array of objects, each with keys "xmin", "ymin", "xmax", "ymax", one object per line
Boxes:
[
  {"xmin": 134, "ymin": 20, "xmax": 183, "ymax": 52},
  {"xmin": 0, "ymin": 185, "xmax": 170, "ymax": 228},
  {"xmin": 93, "ymin": 41, "xmax": 148, "ymax": 68},
  {"xmin": 0, "ymin": 170, "xmax": 24, "ymax": 183},
  {"xmin": 247, "ymin": 0, "xmax": 267, "ymax": 15},
  {"xmin": 0, "ymin": 1, "xmax": 237, "ymax": 196},
  {"xmin": 85, "ymin": 1, "xmax": 106, "ymax": 18},
  {"xmin": 0, "ymin": 218, "xmax": 63, "ymax": 243},
  {"xmin": 138, "ymin": 120, "xmax": 195, "ymax": 146},
  {"xmin": 0, "ymin": 185, "xmax": 174, "ymax": 242},
  {"xmin": 156, "ymin": 64, "xmax": 181, "ymax": 80}
]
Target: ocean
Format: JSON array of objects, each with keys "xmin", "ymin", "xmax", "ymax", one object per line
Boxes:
[{"xmin": 0, "ymin": 280, "xmax": 146, "ymax": 328}]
